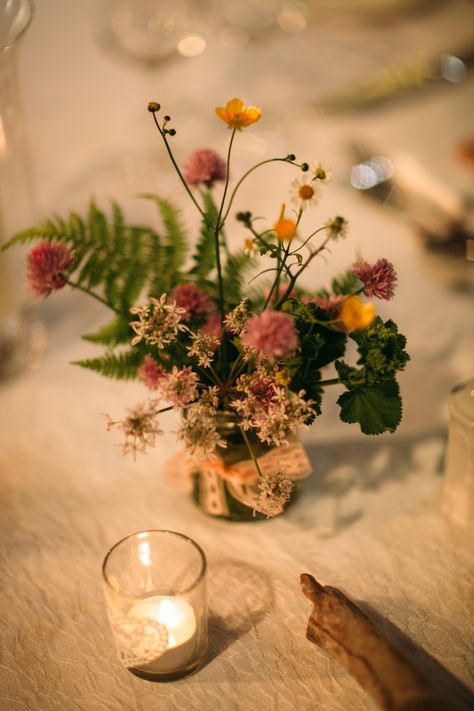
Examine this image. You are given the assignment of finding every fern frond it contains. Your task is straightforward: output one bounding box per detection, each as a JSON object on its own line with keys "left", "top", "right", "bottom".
{"left": 72, "top": 349, "right": 142, "bottom": 380}
{"left": 1, "top": 219, "right": 68, "bottom": 250}
{"left": 136, "top": 226, "right": 164, "bottom": 299}
{"left": 224, "top": 250, "right": 255, "bottom": 306}
{"left": 141, "top": 194, "right": 188, "bottom": 291}
{"left": 190, "top": 192, "right": 218, "bottom": 283}
{"left": 82, "top": 317, "right": 133, "bottom": 346}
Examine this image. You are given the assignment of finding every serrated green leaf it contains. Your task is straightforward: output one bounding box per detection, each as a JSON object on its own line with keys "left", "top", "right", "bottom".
{"left": 335, "top": 360, "right": 364, "bottom": 389}
{"left": 337, "top": 380, "right": 402, "bottom": 435}
{"left": 351, "top": 316, "right": 410, "bottom": 384}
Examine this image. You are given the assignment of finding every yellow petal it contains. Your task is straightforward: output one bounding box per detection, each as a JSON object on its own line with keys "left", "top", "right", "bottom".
{"left": 227, "top": 97, "right": 245, "bottom": 114}
{"left": 274, "top": 218, "right": 296, "bottom": 242}
{"left": 215, "top": 106, "right": 229, "bottom": 123}
{"left": 243, "top": 106, "right": 261, "bottom": 125}
{"left": 216, "top": 98, "right": 261, "bottom": 129}
{"left": 360, "top": 303, "right": 376, "bottom": 328}
{"left": 339, "top": 296, "right": 375, "bottom": 332}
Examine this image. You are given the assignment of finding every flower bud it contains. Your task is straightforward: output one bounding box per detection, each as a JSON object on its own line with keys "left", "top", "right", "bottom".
{"left": 236, "top": 211, "right": 252, "bottom": 225}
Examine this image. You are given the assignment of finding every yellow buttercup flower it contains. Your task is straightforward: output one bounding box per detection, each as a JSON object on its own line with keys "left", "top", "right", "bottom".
{"left": 338, "top": 296, "right": 375, "bottom": 332}
{"left": 215, "top": 98, "right": 262, "bottom": 130}
{"left": 273, "top": 203, "right": 296, "bottom": 242}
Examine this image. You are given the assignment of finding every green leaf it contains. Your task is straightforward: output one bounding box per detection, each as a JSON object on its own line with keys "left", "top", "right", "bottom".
{"left": 331, "top": 269, "right": 359, "bottom": 296}
{"left": 72, "top": 349, "right": 142, "bottom": 380}
{"left": 141, "top": 194, "right": 188, "bottom": 291}
{"left": 1, "top": 221, "right": 66, "bottom": 250}
{"left": 335, "top": 360, "right": 364, "bottom": 389}
{"left": 337, "top": 380, "right": 402, "bottom": 435}
{"left": 224, "top": 249, "right": 255, "bottom": 306}
{"left": 289, "top": 367, "right": 322, "bottom": 423}
{"left": 3, "top": 198, "right": 176, "bottom": 312}
{"left": 351, "top": 317, "right": 410, "bottom": 384}
{"left": 82, "top": 317, "right": 133, "bottom": 346}
{"left": 310, "top": 327, "right": 346, "bottom": 369}
{"left": 190, "top": 191, "right": 218, "bottom": 282}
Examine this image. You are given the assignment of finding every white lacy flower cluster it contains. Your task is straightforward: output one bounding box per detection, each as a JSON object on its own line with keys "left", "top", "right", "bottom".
{"left": 224, "top": 298, "right": 250, "bottom": 335}
{"left": 187, "top": 332, "right": 220, "bottom": 368}
{"left": 177, "top": 387, "right": 226, "bottom": 459}
{"left": 159, "top": 366, "right": 199, "bottom": 406}
{"left": 106, "top": 402, "right": 163, "bottom": 460}
{"left": 130, "top": 294, "right": 187, "bottom": 348}
{"left": 254, "top": 470, "right": 294, "bottom": 518}
{"left": 231, "top": 364, "right": 315, "bottom": 447}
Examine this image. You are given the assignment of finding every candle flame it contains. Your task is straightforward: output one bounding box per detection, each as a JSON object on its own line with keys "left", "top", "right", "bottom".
{"left": 157, "top": 598, "right": 181, "bottom": 627}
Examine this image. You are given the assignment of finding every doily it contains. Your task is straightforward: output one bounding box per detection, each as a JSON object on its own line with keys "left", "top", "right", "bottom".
{"left": 112, "top": 616, "right": 169, "bottom": 668}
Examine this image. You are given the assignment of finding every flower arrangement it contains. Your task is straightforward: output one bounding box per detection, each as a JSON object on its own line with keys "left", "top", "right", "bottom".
{"left": 3, "top": 97, "right": 409, "bottom": 519}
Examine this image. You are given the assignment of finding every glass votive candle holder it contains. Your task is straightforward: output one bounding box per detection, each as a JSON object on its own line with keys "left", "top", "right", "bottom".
{"left": 442, "top": 378, "right": 474, "bottom": 526}
{"left": 102, "top": 530, "right": 207, "bottom": 681}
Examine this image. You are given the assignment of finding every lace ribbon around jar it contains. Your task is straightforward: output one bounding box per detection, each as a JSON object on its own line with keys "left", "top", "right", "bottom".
{"left": 165, "top": 438, "right": 312, "bottom": 516}
{"left": 112, "top": 616, "right": 169, "bottom": 668}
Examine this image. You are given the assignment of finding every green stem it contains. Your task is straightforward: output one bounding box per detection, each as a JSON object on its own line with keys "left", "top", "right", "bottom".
{"left": 214, "top": 127, "right": 238, "bottom": 376}
{"left": 226, "top": 350, "right": 250, "bottom": 385}
{"left": 273, "top": 230, "right": 334, "bottom": 311}
{"left": 199, "top": 187, "right": 230, "bottom": 257}
{"left": 208, "top": 364, "right": 223, "bottom": 385}
{"left": 263, "top": 206, "right": 303, "bottom": 309}
{"left": 263, "top": 241, "right": 290, "bottom": 309}
{"left": 215, "top": 127, "right": 237, "bottom": 321}
{"left": 151, "top": 112, "right": 204, "bottom": 218}
{"left": 66, "top": 279, "right": 120, "bottom": 313}
{"left": 221, "top": 157, "right": 302, "bottom": 224}
{"left": 175, "top": 340, "right": 222, "bottom": 385}
{"left": 249, "top": 227, "right": 277, "bottom": 251}
{"left": 156, "top": 405, "right": 174, "bottom": 414}
{"left": 289, "top": 225, "right": 326, "bottom": 255}
{"left": 239, "top": 425, "right": 264, "bottom": 480}
{"left": 227, "top": 356, "right": 242, "bottom": 383}
{"left": 318, "top": 378, "right": 341, "bottom": 387}
{"left": 299, "top": 302, "right": 337, "bottom": 328}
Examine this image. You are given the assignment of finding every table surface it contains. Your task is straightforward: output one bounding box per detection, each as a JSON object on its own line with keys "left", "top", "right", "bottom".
{"left": 1, "top": 1, "right": 474, "bottom": 710}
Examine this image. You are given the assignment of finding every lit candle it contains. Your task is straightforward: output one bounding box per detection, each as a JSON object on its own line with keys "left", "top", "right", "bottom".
{"left": 129, "top": 595, "right": 197, "bottom": 673}
{"left": 103, "top": 530, "right": 207, "bottom": 680}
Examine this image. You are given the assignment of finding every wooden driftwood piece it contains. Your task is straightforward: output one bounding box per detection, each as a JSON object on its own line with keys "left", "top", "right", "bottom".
{"left": 300, "top": 573, "right": 452, "bottom": 711}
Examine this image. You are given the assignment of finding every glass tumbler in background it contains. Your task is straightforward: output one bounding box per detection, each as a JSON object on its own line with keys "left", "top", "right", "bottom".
{"left": 0, "top": 0, "right": 43, "bottom": 380}
{"left": 103, "top": 0, "right": 211, "bottom": 66}
{"left": 102, "top": 530, "right": 208, "bottom": 681}
{"left": 442, "top": 378, "right": 474, "bottom": 527}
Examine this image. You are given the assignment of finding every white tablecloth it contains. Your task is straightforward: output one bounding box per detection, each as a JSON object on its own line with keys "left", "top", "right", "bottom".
{"left": 1, "top": 1, "right": 473, "bottom": 709}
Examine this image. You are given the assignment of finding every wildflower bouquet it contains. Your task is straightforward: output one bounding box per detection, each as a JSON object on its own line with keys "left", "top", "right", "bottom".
{"left": 3, "top": 98, "right": 409, "bottom": 520}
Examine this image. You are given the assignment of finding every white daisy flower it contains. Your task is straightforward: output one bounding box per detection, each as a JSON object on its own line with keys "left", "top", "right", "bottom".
{"left": 312, "top": 162, "right": 332, "bottom": 184}
{"left": 290, "top": 177, "right": 319, "bottom": 210}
